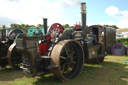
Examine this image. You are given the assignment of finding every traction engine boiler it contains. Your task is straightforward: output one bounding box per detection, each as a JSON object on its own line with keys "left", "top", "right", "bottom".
{"left": 15, "top": 2, "right": 116, "bottom": 81}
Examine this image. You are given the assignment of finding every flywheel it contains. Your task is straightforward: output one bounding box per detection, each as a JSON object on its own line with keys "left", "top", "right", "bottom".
{"left": 51, "top": 40, "right": 84, "bottom": 81}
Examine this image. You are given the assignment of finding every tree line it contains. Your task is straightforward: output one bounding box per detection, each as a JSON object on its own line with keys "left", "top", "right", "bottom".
{"left": 103, "top": 25, "right": 118, "bottom": 29}
{"left": 0, "top": 24, "right": 118, "bottom": 32}
{"left": 0, "top": 24, "right": 44, "bottom": 32}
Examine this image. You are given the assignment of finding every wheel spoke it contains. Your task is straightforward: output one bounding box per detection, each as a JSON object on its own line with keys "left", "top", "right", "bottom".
{"left": 61, "top": 63, "right": 67, "bottom": 71}
{"left": 64, "top": 47, "right": 68, "bottom": 56}
{"left": 68, "top": 51, "right": 75, "bottom": 58}
{"left": 66, "top": 43, "right": 70, "bottom": 52}
{"left": 71, "top": 61, "right": 77, "bottom": 64}
{"left": 60, "top": 56, "right": 66, "bottom": 60}
{"left": 71, "top": 56, "right": 77, "bottom": 61}
{"left": 69, "top": 45, "right": 74, "bottom": 52}
{"left": 66, "top": 63, "right": 74, "bottom": 74}
{"left": 69, "top": 62, "right": 75, "bottom": 68}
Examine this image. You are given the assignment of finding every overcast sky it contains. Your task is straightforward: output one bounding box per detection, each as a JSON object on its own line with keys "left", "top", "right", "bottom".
{"left": 0, "top": 0, "right": 128, "bottom": 28}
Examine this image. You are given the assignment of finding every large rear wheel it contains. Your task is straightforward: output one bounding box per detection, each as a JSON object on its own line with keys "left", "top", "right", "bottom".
{"left": 51, "top": 40, "right": 84, "bottom": 81}
{"left": 7, "top": 43, "right": 22, "bottom": 68}
{"left": 11, "top": 47, "right": 22, "bottom": 68}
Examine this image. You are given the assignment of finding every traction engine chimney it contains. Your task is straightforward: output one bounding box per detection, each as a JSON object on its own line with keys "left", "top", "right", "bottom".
{"left": 43, "top": 18, "right": 47, "bottom": 34}
{"left": 81, "top": 2, "right": 87, "bottom": 38}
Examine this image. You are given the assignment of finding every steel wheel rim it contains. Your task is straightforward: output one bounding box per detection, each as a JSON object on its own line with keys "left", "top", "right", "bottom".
{"left": 51, "top": 40, "right": 84, "bottom": 81}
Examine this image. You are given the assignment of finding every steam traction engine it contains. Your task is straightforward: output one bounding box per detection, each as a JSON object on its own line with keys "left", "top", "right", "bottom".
{"left": 0, "top": 28, "right": 23, "bottom": 67}
{"left": 15, "top": 2, "right": 116, "bottom": 81}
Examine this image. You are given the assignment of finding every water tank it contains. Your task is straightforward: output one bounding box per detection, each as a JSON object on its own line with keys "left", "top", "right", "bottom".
{"left": 104, "top": 27, "right": 116, "bottom": 53}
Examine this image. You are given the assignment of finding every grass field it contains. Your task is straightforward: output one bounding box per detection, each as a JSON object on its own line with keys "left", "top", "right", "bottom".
{"left": 0, "top": 55, "right": 128, "bottom": 85}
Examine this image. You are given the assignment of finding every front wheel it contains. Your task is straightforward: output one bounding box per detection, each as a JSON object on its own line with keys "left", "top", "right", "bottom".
{"left": 51, "top": 40, "right": 84, "bottom": 81}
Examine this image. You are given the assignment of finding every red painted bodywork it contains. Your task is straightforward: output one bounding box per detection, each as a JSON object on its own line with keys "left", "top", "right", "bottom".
{"left": 49, "top": 23, "right": 64, "bottom": 36}
{"left": 76, "top": 25, "right": 79, "bottom": 29}
{"left": 39, "top": 44, "right": 48, "bottom": 56}
{"left": 39, "top": 23, "right": 64, "bottom": 56}
{"left": 39, "top": 35, "right": 51, "bottom": 56}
